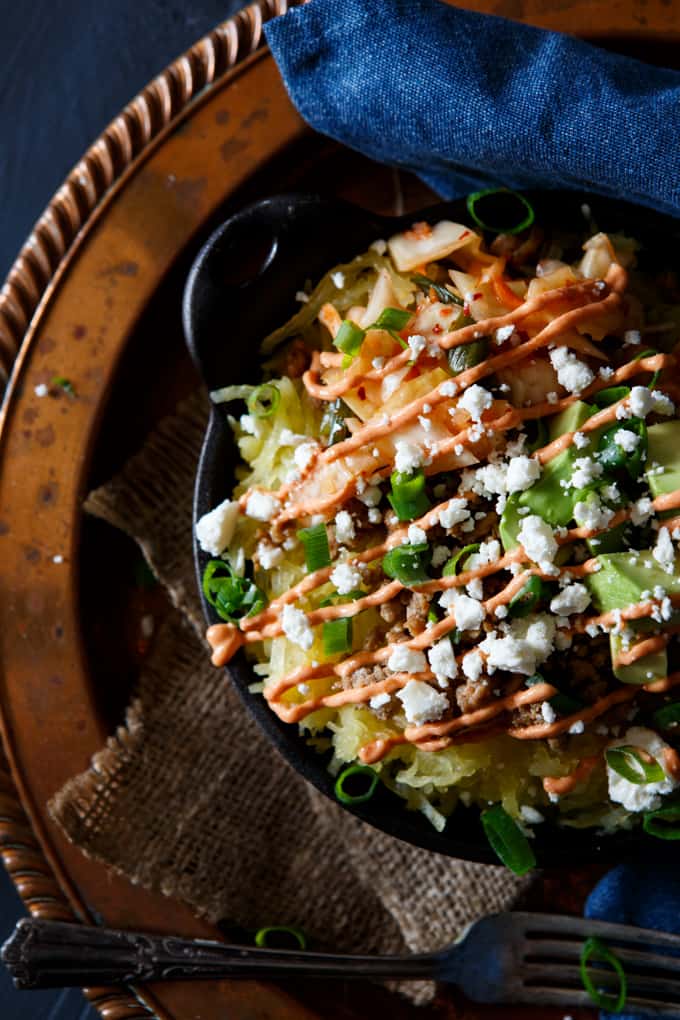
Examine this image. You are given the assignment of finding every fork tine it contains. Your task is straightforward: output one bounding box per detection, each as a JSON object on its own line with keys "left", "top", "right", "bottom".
{"left": 525, "top": 937, "right": 680, "bottom": 974}
{"left": 513, "top": 986, "right": 680, "bottom": 1016}
{"left": 518, "top": 911, "right": 680, "bottom": 951}
{"left": 521, "top": 961, "right": 680, "bottom": 1007}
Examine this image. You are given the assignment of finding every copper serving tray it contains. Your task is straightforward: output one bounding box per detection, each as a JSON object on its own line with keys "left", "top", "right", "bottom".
{"left": 1, "top": 2, "right": 679, "bottom": 1018}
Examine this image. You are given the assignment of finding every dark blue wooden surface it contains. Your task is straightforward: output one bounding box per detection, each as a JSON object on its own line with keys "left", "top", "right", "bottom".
{"left": 0, "top": 2, "right": 245, "bottom": 1015}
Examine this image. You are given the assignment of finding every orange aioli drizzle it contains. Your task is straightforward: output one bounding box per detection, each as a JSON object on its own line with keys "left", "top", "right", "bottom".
{"left": 543, "top": 755, "right": 600, "bottom": 796}
{"left": 204, "top": 247, "right": 680, "bottom": 771}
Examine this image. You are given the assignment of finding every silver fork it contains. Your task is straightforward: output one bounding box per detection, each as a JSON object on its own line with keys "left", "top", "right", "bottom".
{"left": 3, "top": 913, "right": 680, "bottom": 1014}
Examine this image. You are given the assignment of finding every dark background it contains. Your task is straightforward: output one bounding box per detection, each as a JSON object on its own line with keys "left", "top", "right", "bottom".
{"left": 0, "top": 3, "right": 244, "bottom": 1015}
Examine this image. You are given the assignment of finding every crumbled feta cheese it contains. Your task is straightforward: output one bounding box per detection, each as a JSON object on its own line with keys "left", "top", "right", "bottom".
{"left": 387, "top": 645, "right": 427, "bottom": 674}
{"left": 334, "top": 510, "right": 355, "bottom": 545}
{"left": 331, "top": 562, "right": 363, "bottom": 594}
{"left": 518, "top": 515, "right": 558, "bottom": 570}
{"left": 372, "top": 356, "right": 385, "bottom": 370}
{"left": 570, "top": 456, "right": 603, "bottom": 489}
{"left": 653, "top": 527, "right": 675, "bottom": 574}
{"left": 573, "top": 497, "right": 614, "bottom": 532}
{"left": 520, "top": 805, "right": 545, "bottom": 825}
{"left": 257, "top": 541, "right": 284, "bottom": 570}
{"left": 295, "top": 290, "right": 309, "bottom": 303}
{"left": 370, "top": 238, "right": 387, "bottom": 255}
{"left": 34, "top": 383, "right": 48, "bottom": 398}
{"left": 623, "top": 329, "right": 641, "bottom": 346}
{"left": 471, "top": 462, "right": 508, "bottom": 497}
{"left": 631, "top": 496, "right": 654, "bottom": 526}
{"left": 368, "top": 507, "right": 382, "bottom": 524}
{"left": 494, "top": 604, "right": 509, "bottom": 620}
{"left": 438, "top": 498, "right": 470, "bottom": 529}
{"left": 293, "top": 441, "right": 318, "bottom": 473}
{"left": 651, "top": 390, "right": 675, "bottom": 416}
{"left": 369, "top": 691, "right": 391, "bottom": 710}
{"left": 396, "top": 680, "right": 448, "bottom": 725}
{"left": 239, "top": 413, "right": 260, "bottom": 436}
{"left": 549, "top": 347, "right": 594, "bottom": 394}
{"left": 402, "top": 524, "right": 424, "bottom": 547}
{"left": 245, "top": 490, "right": 280, "bottom": 522}
{"left": 573, "top": 431, "right": 589, "bottom": 450}
{"left": 462, "top": 650, "right": 484, "bottom": 681}
{"left": 541, "top": 701, "right": 557, "bottom": 724}
{"left": 506, "top": 455, "right": 541, "bottom": 493}
{"left": 547, "top": 391, "right": 558, "bottom": 405}
{"left": 331, "top": 270, "right": 345, "bottom": 289}
{"left": 458, "top": 384, "right": 493, "bottom": 421}
{"left": 407, "top": 334, "right": 427, "bottom": 359}
{"left": 440, "top": 380, "right": 459, "bottom": 398}
{"left": 629, "top": 385, "right": 655, "bottom": 418}
{"left": 607, "top": 726, "right": 678, "bottom": 811}
{"left": 357, "top": 484, "right": 382, "bottom": 507}
{"left": 431, "top": 544, "right": 450, "bottom": 568}
{"left": 495, "top": 325, "right": 514, "bottom": 345}
{"left": 441, "top": 592, "right": 485, "bottom": 631}
{"left": 614, "top": 428, "right": 640, "bottom": 452}
{"left": 394, "top": 439, "right": 424, "bottom": 474}
{"left": 550, "top": 582, "right": 591, "bottom": 616}
{"left": 195, "top": 498, "right": 240, "bottom": 555}
{"left": 428, "top": 639, "right": 458, "bottom": 683}
{"left": 599, "top": 366, "right": 614, "bottom": 380}
{"left": 282, "top": 604, "right": 314, "bottom": 650}
{"left": 480, "top": 615, "right": 556, "bottom": 676}
{"left": 466, "top": 577, "right": 484, "bottom": 600}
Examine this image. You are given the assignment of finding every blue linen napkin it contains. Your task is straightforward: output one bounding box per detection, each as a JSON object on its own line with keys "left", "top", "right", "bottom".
{"left": 265, "top": 2, "right": 680, "bottom": 1016}
{"left": 264, "top": 0, "right": 680, "bottom": 217}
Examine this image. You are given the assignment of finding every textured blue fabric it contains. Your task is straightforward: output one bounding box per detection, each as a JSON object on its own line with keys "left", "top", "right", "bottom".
{"left": 586, "top": 858, "right": 680, "bottom": 1020}
{"left": 265, "top": 0, "right": 680, "bottom": 217}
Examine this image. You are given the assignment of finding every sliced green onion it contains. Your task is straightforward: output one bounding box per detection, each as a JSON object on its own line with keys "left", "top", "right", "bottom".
{"left": 411, "top": 274, "right": 464, "bottom": 306}
{"left": 298, "top": 523, "right": 331, "bottom": 571}
{"left": 323, "top": 617, "right": 353, "bottom": 656}
{"left": 597, "top": 418, "right": 647, "bottom": 479}
{"left": 580, "top": 936, "right": 627, "bottom": 1013}
{"left": 371, "top": 307, "right": 411, "bottom": 332}
{"left": 652, "top": 701, "right": 680, "bottom": 729}
{"left": 466, "top": 189, "right": 535, "bottom": 236}
{"left": 448, "top": 339, "right": 488, "bottom": 376}
{"left": 591, "top": 385, "right": 631, "bottom": 409}
{"left": 605, "top": 745, "right": 665, "bottom": 785}
{"left": 247, "top": 382, "right": 280, "bottom": 418}
{"left": 52, "top": 375, "right": 77, "bottom": 397}
{"left": 442, "top": 543, "right": 480, "bottom": 576}
{"left": 643, "top": 799, "right": 680, "bottom": 839}
{"left": 255, "top": 926, "right": 307, "bottom": 951}
{"left": 481, "top": 804, "right": 536, "bottom": 875}
{"left": 382, "top": 542, "right": 430, "bottom": 585}
{"left": 333, "top": 319, "right": 366, "bottom": 358}
{"left": 320, "top": 398, "right": 351, "bottom": 446}
{"left": 388, "top": 470, "right": 431, "bottom": 521}
{"left": 525, "top": 418, "right": 548, "bottom": 454}
{"left": 202, "top": 560, "right": 266, "bottom": 622}
{"left": 319, "top": 591, "right": 364, "bottom": 607}
{"left": 508, "top": 575, "right": 549, "bottom": 618}
{"left": 335, "top": 764, "right": 379, "bottom": 805}
{"left": 634, "top": 348, "right": 661, "bottom": 388}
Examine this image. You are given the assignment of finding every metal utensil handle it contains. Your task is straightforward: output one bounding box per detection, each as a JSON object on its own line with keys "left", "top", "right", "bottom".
{"left": 2, "top": 918, "right": 439, "bottom": 989}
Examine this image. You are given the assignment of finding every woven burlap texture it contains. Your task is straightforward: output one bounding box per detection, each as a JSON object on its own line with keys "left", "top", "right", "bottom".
{"left": 49, "top": 391, "right": 530, "bottom": 980}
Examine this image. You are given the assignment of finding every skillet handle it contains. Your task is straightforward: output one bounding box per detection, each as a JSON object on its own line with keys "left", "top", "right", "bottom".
{"left": 1, "top": 917, "right": 438, "bottom": 989}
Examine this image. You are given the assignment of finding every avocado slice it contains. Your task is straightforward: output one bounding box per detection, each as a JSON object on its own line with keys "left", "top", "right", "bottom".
{"left": 609, "top": 631, "right": 668, "bottom": 685}
{"left": 500, "top": 401, "right": 596, "bottom": 551}
{"left": 585, "top": 551, "right": 680, "bottom": 611}
{"left": 647, "top": 421, "right": 680, "bottom": 498}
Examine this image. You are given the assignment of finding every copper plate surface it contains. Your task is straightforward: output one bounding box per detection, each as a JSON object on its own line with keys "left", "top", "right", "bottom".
{"left": 1, "top": 1, "right": 680, "bottom": 1018}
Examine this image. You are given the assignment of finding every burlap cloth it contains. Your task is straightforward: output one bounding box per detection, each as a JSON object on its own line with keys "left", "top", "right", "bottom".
{"left": 49, "top": 391, "right": 531, "bottom": 1002}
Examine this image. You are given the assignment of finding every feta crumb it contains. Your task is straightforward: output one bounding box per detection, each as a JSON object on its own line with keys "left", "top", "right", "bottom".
{"left": 495, "top": 325, "right": 514, "bottom": 345}
{"left": 282, "top": 604, "right": 314, "bottom": 650}
{"left": 573, "top": 431, "right": 589, "bottom": 450}
{"left": 372, "top": 356, "right": 385, "bottom": 370}
{"left": 295, "top": 290, "right": 309, "bottom": 303}
{"left": 631, "top": 496, "right": 653, "bottom": 526}
{"left": 547, "top": 391, "right": 558, "bottom": 405}
{"left": 431, "top": 544, "right": 450, "bottom": 568}
{"left": 368, "top": 507, "right": 382, "bottom": 524}
{"left": 518, "top": 515, "right": 558, "bottom": 569}
{"left": 388, "top": 644, "right": 427, "bottom": 674}
{"left": 331, "top": 562, "right": 363, "bottom": 594}
{"left": 428, "top": 639, "right": 458, "bottom": 683}
{"left": 369, "top": 691, "right": 391, "bottom": 710}
{"left": 195, "top": 498, "right": 240, "bottom": 554}
{"left": 334, "top": 510, "right": 355, "bottom": 545}
{"left": 549, "top": 347, "right": 594, "bottom": 394}
{"left": 396, "top": 679, "right": 448, "bottom": 725}
{"left": 34, "top": 383, "right": 48, "bottom": 398}
{"left": 466, "top": 577, "right": 484, "bottom": 600}
{"left": 506, "top": 455, "right": 541, "bottom": 493}
{"left": 257, "top": 541, "right": 284, "bottom": 570}
{"left": 613, "top": 428, "right": 640, "bottom": 452}
{"left": 599, "top": 366, "right": 614, "bottom": 380}
{"left": 298, "top": 683, "right": 310, "bottom": 696}
{"left": 458, "top": 384, "right": 493, "bottom": 421}
{"left": 494, "top": 604, "right": 509, "bottom": 619}
{"left": 573, "top": 497, "right": 614, "bottom": 532}
{"left": 293, "top": 441, "right": 318, "bottom": 473}
{"left": 607, "top": 726, "right": 678, "bottom": 811}
{"left": 357, "top": 484, "right": 382, "bottom": 507}
{"left": 623, "top": 329, "right": 641, "bottom": 346}
{"left": 568, "top": 720, "right": 585, "bottom": 735}
{"left": 370, "top": 239, "right": 387, "bottom": 255}
{"left": 462, "top": 650, "right": 484, "bottom": 681}
{"left": 653, "top": 527, "right": 675, "bottom": 574}
{"left": 651, "top": 389, "right": 675, "bottom": 416}
{"left": 438, "top": 498, "right": 470, "bottom": 529}
{"left": 407, "top": 524, "right": 427, "bottom": 545}
{"left": 520, "top": 805, "right": 545, "bottom": 825}
{"left": 440, "top": 380, "right": 459, "bottom": 398}
{"left": 541, "top": 701, "right": 557, "bottom": 724}
{"left": 445, "top": 593, "right": 485, "bottom": 630}
{"left": 246, "top": 490, "right": 281, "bottom": 522}
{"left": 394, "top": 439, "right": 424, "bottom": 474}
{"left": 407, "top": 334, "right": 427, "bottom": 359}
{"left": 570, "top": 456, "right": 603, "bottom": 489}
{"left": 550, "top": 582, "right": 591, "bottom": 616}
{"left": 331, "top": 270, "right": 345, "bottom": 289}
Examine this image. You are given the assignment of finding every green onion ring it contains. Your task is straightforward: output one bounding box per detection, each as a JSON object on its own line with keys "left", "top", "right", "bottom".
{"left": 335, "top": 764, "right": 380, "bottom": 805}
{"left": 643, "top": 799, "right": 680, "bottom": 840}
{"left": 579, "top": 936, "right": 627, "bottom": 1013}
{"left": 255, "top": 926, "right": 307, "bottom": 951}
{"left": 605, "top": 745, "right": 665, "bottom": 785}
{"left": 442, "top": 543, "right": 481, "bottom": 577}
{"left": 247, "top": 382, "right": 280, "bottom": 418}
{"left": 466, "top": 189, "right": 535, "bottom": 235}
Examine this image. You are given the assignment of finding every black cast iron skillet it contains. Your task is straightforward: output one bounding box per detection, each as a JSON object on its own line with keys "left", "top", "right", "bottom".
{"left": 183, "top": 191, "right": 680, "bottom": 866}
